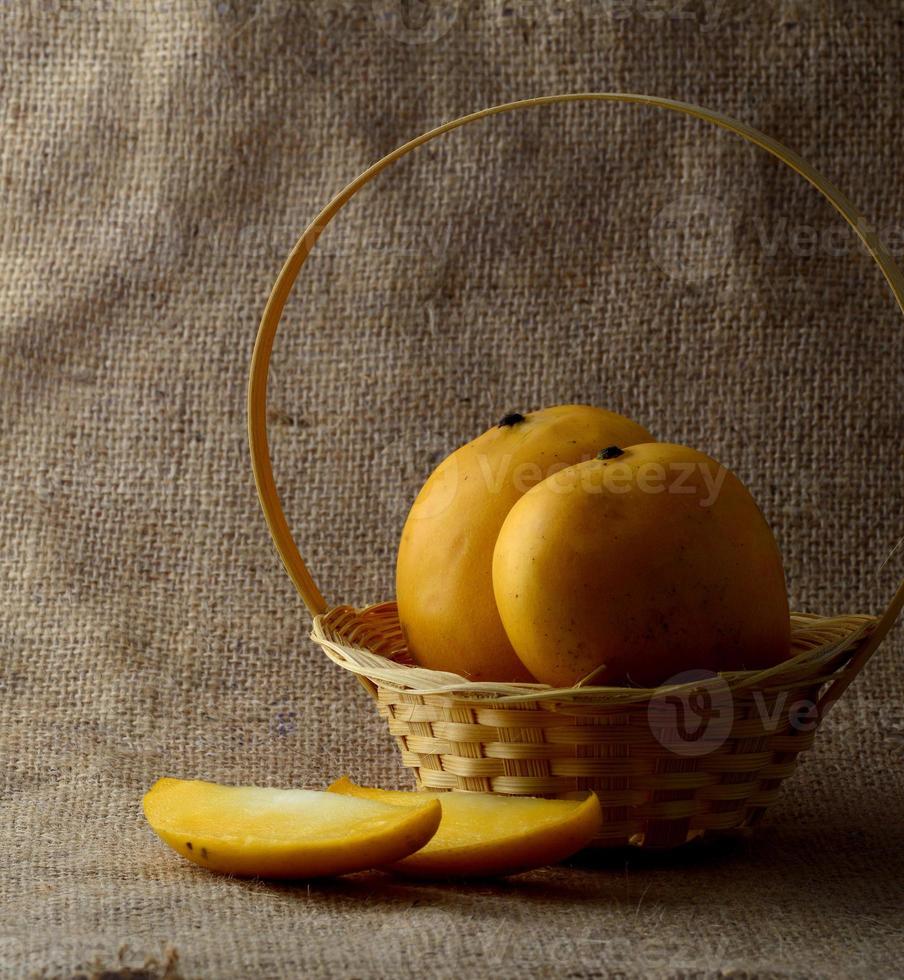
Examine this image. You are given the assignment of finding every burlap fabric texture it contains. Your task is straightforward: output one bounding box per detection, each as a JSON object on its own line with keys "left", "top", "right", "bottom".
{"left": 1, "top": 2, "right": 902, "bottom": 978}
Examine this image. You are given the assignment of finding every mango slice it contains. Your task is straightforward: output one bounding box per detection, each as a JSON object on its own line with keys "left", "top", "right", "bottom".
{"left": 327, "top": 778, "right": 601, "bottom": 877}
{"left": 143, "top": 778, "right": 441, "bottom": 879}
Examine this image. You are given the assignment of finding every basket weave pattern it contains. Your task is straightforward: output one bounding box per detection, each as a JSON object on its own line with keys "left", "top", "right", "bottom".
{"left": 313, "top": 604, "right": 875, "bottom": 847}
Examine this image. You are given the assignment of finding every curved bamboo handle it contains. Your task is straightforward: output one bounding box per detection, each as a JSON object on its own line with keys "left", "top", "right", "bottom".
{"left": 247, "top": 93, "right": 904, "bottom": 661}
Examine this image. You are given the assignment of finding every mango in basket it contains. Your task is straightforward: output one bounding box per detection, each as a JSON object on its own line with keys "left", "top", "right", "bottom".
{"left": 143, "top": 778, "right": 441, "bottom": 879}
{"left": 396, "top": 404, "right": 653, "bottom": 681}
{"left": 328, "top": 777, "right": 602, "bottom": 877}
{"left": 492, "top": 442, "right": 790, "bottom": 687}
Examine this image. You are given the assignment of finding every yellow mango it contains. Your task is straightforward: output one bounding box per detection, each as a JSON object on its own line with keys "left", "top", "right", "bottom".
{"left": 492, "top": 442, "right": 791, "bottom": 687}
{"left": 396, "top": 405, "right": 653, "bottom": 680}
{"left": 143, "top": 778, "right": 440, "bottom": 879}
{"left": 328, "top": 777, "right": 601, "bottom": 877}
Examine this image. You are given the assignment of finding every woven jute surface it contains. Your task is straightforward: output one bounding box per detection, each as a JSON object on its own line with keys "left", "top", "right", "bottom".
{"left": 2, "top": 2, "right": 902, "bottom": 978}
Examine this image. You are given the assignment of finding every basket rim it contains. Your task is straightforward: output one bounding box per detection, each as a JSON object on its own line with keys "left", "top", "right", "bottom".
{"left": 311, "top": 604, "right": 876, "bottom": 705}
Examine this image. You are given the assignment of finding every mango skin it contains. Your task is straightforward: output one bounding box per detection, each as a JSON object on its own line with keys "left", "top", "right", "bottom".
{"left": 492, "top": 443, "right": 791, "bottom": 687}
{"left": 396, "top": 405, "right": 654, "bottom": 681}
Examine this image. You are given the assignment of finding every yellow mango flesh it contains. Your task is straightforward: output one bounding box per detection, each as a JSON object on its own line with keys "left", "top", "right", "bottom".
{"left": 328, "top": 777, "right": 601, "bottom": 877}
{"left": 492, "top": 442, "right": 791, "bottom": 687}
{"left": 396, "top": 404, "right": 653, "bottom": 681}
{"left": 143, "top": 778, "right": 441, "bottom": 879}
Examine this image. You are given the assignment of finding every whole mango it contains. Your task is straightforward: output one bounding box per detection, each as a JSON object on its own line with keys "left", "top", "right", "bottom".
{"left": 396, "top": 406, "right": 654, "bottom": 681}
{"left": 492, "top": 442, "right": 791, "bottom": 687}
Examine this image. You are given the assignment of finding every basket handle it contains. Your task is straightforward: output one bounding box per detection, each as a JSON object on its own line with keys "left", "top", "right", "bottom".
{"left": 247, "top": 93, "right": 904, "bottom": 667}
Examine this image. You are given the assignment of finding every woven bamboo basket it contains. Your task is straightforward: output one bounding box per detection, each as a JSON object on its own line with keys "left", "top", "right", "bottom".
{"left": 248, "top": 95, "right": 904, "bottom": 849}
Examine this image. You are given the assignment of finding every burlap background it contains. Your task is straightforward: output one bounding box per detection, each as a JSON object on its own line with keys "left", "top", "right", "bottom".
{"left": 1, "top": 2, "right": 902, "bottom": 977}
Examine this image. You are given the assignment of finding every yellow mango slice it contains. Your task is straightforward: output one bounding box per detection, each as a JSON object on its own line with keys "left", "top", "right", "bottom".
{"left": 327, "top": 777, "right": 601, "bottom": 877}
{"left": 143, "top": 778, "right": 441, "bottom": 879}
